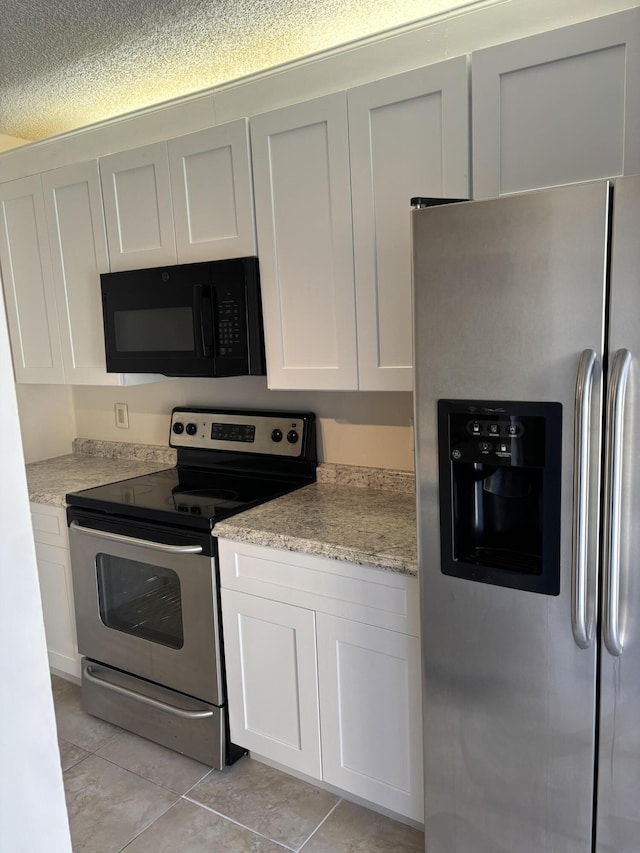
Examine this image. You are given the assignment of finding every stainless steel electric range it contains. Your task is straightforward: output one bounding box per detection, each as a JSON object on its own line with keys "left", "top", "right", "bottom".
{"left": 65, "top": 407, "right": 316, "bottom": 767}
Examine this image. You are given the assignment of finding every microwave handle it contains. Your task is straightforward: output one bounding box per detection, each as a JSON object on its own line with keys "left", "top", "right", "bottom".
{"left": 193, "top": 284, "right": 213, "bottom": 357}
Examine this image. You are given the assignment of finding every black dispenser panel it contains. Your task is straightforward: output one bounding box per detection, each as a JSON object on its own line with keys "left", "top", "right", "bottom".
{"left": 438, "top": 400, "right": 562, "bottom": 595}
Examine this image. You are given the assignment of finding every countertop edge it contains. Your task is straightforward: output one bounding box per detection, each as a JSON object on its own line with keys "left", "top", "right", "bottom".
{"left": 215, "top": 523, "right": 418, "bottom": 576}
{"left": 26, "top": 448, "right": 418, "bottom": 576}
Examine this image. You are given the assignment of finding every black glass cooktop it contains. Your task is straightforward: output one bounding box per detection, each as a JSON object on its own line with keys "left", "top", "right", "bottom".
{"left": 66, "top": 467, "right": 302, "bottom": 530}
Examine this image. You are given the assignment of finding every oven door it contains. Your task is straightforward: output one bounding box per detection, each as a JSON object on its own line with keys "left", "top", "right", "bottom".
{"left": 68, "top": 514, "right": 222, "bottom": 705}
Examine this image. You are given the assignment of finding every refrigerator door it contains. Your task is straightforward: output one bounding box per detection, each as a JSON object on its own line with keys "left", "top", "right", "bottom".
{"left": 413, "top": 182, "right": 609, "bottom": 853}
{"left": 596, "top": 173, "right": 640, "bottom": 853}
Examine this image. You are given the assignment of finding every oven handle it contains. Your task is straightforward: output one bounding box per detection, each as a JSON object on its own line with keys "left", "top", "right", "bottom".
{"left": 69, "top": 520, "right": 204, "bottom": 553}
{"left": 83, "top": 664, "right": 214, "bottom": 719}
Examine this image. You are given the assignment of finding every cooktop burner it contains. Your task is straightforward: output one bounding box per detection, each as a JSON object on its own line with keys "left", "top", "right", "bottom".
{"left": 66, "top": 408, "right": 317, "bottom": 532}
{"left": 68, "top": 467, "right": 302, "bottom": 527}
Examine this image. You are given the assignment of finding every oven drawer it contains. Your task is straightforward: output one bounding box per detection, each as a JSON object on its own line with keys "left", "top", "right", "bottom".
{"left": 81, "top": 659, "right": 225, "bottom": 767}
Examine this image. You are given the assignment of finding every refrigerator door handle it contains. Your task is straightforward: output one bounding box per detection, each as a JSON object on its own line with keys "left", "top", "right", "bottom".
{"left": 603, "top": 347, "right": 632, "bottom": 657}
{"left": 572, "top": 348, "right": 597, "bottom": 649}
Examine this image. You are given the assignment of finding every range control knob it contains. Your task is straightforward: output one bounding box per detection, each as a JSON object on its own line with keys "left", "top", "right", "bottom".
{"left": 287, "top": 429, "right": 299, "bottom": 444}
{"left": 172, "top": 422, "right": 184, "bottom": 434}
{"left": 271, "top": 428, "right": 283, "bottom": 443}
{"left": 185, "top": 422, "right": 198, "bottom": 436}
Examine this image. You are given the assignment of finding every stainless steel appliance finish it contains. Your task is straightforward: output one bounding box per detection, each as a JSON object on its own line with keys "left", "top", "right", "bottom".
{"left": 69, "top": 523, "right": 222, "bottom": 705}
{"left": 412, "top": 176, "right": 640, "bottom": 853}
{"left": 66, "top": 407, "right": 316, "bottom": 768}
{"left": 82, "top": 661, "right": 225, "bottom": 768}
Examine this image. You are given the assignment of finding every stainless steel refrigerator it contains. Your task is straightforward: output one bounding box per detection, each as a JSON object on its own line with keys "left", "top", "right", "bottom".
{"left": 412, "top": 175, "right": 640, "bottom": 853}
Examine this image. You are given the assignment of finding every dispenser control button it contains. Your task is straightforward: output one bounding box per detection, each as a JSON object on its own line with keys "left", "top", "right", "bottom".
{"left": 271, "top": 428, "right": 283, "bottom": 443}
{"left": 480, "top": 441, "right": 492, "bottom": 452}
{"left": 489, "top": 423, "right": 500, "bottom": 435}
{"left": 508, "top": 424, "right": 523, "bottom": 437}
{"left": 287, "top": 429, "right": 299, "bottom": 444}
{"left": 452, "top": 449, "right": 462, "bottom": 460}
{"left": 498, "top": 442, "right": 509, "bottom": 453}
{"left": 186, "top": 422, "right": 198, "bottom": 436}
{"left": 469, "top": 421, "right": 481, "bottom": 435}
{"left": 172, "top": 422, "right": 184, "bottom": 434}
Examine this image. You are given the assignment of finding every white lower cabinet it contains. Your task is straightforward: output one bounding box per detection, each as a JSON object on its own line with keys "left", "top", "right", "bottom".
{"left": 317, "top": 613, "right": 423, "bottom": 822}
{"left": 219, "top": 539, "right": 423, "bottom": 822}
{"left": 31, "top": 504, "right": 80, "bottom": 680}
{"left": 220, "top": 590, "right": 322, "bottom": 777}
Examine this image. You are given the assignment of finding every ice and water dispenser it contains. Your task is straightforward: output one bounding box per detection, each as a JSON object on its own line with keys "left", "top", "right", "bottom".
{"left": 438, "top": 400, "right": 562, "bottom": 595}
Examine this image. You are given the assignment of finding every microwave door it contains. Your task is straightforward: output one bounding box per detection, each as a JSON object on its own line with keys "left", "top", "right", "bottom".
{"left": 100, "top": 257, "right": 265, "bottom": 377}
{"left": 102, "top": 280, "right": 214, "bottom": 376}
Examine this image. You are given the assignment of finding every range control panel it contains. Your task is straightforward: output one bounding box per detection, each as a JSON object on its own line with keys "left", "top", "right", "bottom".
{"left": 169, "top": 408, "right": 310, "bottom": 457}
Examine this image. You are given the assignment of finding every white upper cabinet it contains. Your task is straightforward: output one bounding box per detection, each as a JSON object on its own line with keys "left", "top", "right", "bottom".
{"left": 0, "top": 163, "right": 160, "bottom": 385}
{"left": 168, "top": 121, "right": 256, "bottom": 263}
{"left": 0, "top": 175, "right": 65, "bottom": 383}
{"left": 42, "top": 161, "right": 118, "bottom": 386}
{"left": 100, "top": 141, "right": 176, "bottom": 271}
{"left": 348, "top": 58, "right": 469, "bottom": 391}
{"left": 251, "top": 93, "right": 358, "bottom": 390}
{"left": 472, "top": 8, "right": 640, "bottom": 198}
{"left": 101, "top": 120, "right": 256, "bottom": 272}
{"left": 251, "top": 58, "right": 469, "bottom": 392}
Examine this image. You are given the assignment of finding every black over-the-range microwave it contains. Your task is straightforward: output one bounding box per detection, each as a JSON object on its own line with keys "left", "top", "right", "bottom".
{"left": 100, "top": 257, "right": 266, "bottom": 377}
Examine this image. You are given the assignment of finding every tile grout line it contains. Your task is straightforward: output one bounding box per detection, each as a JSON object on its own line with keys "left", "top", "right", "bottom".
{"left": 296, "top": 797, "right": 344, "bottom": 851}
{"left": 116, "top": 797, "right": 179, "bottom": 853}
{"left": 182, "top": 795, "right": 297, "bottom": 851}
{"left": 63, "top": 753, "right": 181, "bottom": 853}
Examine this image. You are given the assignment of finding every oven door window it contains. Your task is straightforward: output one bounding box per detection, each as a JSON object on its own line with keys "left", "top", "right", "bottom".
{"left": 96, "top": 554, "right": 184, "bottom": 649}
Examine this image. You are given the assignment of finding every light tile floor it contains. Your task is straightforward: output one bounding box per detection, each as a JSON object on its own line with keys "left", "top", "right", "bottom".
{"left": 53, "top": 676, "right": 425, "bottom": 852}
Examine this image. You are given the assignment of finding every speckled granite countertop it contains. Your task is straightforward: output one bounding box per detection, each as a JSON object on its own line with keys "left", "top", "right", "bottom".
{"left": 26, "top": 439, "right": 176, "bottom": 508}
{"left": 216, "top": 464, "right": 418, "bottom": 576}
{"left": 26, "top": 446, "right": 418, "bottom": 575}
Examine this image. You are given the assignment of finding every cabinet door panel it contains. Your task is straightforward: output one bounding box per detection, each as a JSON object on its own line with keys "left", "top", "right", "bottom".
{"left": 349, "top": 57, "right": 469, "bottom": 391}
{"left": 317, "top": 613, "right": 423, "bottom": 821}
{"left": 0, "top": 175, "right": 65, "bottom": 382}
{"left": 100, "top": 142, "right": 176, "bottom": 270}
{"left": 251, "top": 93, "right": 357, "bottom": 390}
{"left": 473, "top": 9, "right": 640, "bottom": 197}
{"left": 169, "top": 120, "right": 256, "bottom": 262}
{"left": 35, "top": 541, "right": 80, "bottom": 678}
{"left": 221, "top": 589, "right": 322, "bottom": 778}
{"left": 43, "top": 161, "right": 118, "bottom": 385}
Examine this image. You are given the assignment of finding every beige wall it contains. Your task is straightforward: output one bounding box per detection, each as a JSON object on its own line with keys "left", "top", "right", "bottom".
{"left": 72, "top": 378, "right": 415, "bottom": 471}
{"left": 16, "top": 384, "right": 76, "bottom": 463}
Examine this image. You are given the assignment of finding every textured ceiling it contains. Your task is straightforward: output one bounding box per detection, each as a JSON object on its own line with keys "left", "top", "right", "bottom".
{"left": 1, "top": 0, "right": 489, "bottom": 142}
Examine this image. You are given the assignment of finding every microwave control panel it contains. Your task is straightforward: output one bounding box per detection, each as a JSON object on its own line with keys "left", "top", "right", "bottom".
{"left": 214, "top": 283, "right": 244, "bottom": 358}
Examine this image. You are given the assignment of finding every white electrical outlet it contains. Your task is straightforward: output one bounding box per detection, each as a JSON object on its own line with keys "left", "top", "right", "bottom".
{"left": 115, "top": 403, "right": 129, "bottom": 429}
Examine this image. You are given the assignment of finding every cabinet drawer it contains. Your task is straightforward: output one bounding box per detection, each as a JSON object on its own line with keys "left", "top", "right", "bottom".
{"left": 218, "top": 539, "right": 419, "bottom": 636}
{"left": 31, "top": 503, "right": 69, "bottom": 548}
